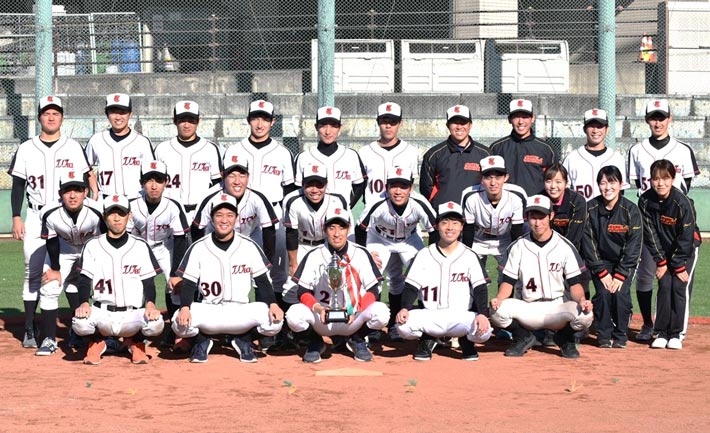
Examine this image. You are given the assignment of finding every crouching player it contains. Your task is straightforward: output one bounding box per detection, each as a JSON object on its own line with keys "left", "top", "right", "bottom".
{"left": 395, "top": 202, "right": 492, "bottom": 361}
{"left": 72, "top": 195, "right": 164, "bottom": 365}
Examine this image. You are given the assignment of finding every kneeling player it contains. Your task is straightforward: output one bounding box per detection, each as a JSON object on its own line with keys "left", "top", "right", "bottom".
{"left": 395, "top": 202, "right": 492, "bottom": 361}
{"left": 287, "top": 207, "right": 389, "bottom": 363}
{"left": 490, "top": 195, "right": 593, "bottom": 358}
{"left": 72, "top": 195, "right": 164, "bottom": 365}
{"left": 173, "top": 195, "right": 284, "bottom": 363}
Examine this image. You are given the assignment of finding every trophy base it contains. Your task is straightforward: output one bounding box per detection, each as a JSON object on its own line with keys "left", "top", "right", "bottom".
{"left": 325, "top": 309, "right": 349, "bottom": 324}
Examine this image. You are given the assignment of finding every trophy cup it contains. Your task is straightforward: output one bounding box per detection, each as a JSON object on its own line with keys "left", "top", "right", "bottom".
{"left": 324, "top": 252, "right": 349, "bottom": 323}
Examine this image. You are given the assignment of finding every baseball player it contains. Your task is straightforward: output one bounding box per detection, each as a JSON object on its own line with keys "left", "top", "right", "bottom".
{"left": 287, "top": 206, "right": 389, "bottom": 363}
{"left": 581, "top": 165, "right": 642, "bottom": 349}
{"left": 35, "top": 172, "right": 106, "bottom": 355}
{"left": 395, "top": 201, "right": 493, "bottom": 361}
{"left": 356, "top": 166, "right": 436, "bottom": 341}
{"left": 85, "top": 93, "right": 155, "bottom": 200}
{"left": 489, "top": 195, "right": 594, "bottom": 358}
{"left": 627, "top": 99, "right": 699, "bottom": 341}
{"left": 638, "top": 160, "right": 698, "bottom": 350}
{"left": 294, "top": 106, "right": 367, "bottom": 208}
{"left": 358, "top": 102, "right": 419, "bottom": 206}
{"left": 9, "top": 95, "right": 91, "bottom": 348}
{"left": 420, "top": 104, "right": 490, "bottom": 209}
{"left": 72, "top": 194, "right": 164, "bottom": 365}
{"left": 489, "top": 99, "right": 557, "bottom": 197}
{"left": 223, "top": 99, "right": 296, "bottom": 322}
{"left": 127, "top": 160, "right": 190, "bottom": 348}
{"left": 562, "top": 108, "right": 629, "bottom": 201}
{"left": 461, "top": 155, "right": 525, "bottom": 287}
{"left": 154, "top": 101, "right": 223, "bottom": 220}
{"left": 172, "top": 194, "right": 284, "bottom": 363}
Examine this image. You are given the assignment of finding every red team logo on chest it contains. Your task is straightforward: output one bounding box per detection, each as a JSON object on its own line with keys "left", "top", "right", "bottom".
{"left": 191, "top": 162, "right": 210, "bottom": 172}
{"left": 262, "top": 165, "right": 282, "bottom": 175}
{"left": 232, "top": 264, "right": 252, "bottom": 274}
{"left": 523, "top": 155, "right": 544, "bottom": 164}
{"left": 123, "top": 265, "right": 141, "bottom": 274}
{"left": 607, "top": 224, "right": 628, "bottom": 233}
{"left": 450, "top": 273, "right": 469, "bottom": 283}
{"left": 55, "top": 159, "right": 74, "bottom": 168}
{"left": 463, "top": 162, "right": 480, "bottom": 171}
{"left": 122, "top": 156, "right": 141, "bottom": 166}
{"left": 334, "top": 170, "right": 351, "bottom": 180}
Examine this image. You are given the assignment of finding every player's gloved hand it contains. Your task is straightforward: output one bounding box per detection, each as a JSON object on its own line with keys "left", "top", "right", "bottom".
{"left": 177, "top": 306, "right": 192, "bottom": 327}
{"left": 396, "top": 308, "right": 409, "bottom": 324}
{"left": 43, "top": 269, "right": 62, "bottom": 285}
{"left": 75, "top": 301, "right": 91, "bottom": 319}
{"left": 474, "top": 314, "right": 490, "bottom": 336}
{"left": 144, "top": 302, "right": 162, "bottom": 321}
{"left": 371, "top": 251, "right": 383, "bottom": 269}
{"left": 11, "top": 217, "right": 25, "bottom": 241}
{"left": 168, "top": 276, "right": 183, "bottom": 293}
{"left": 269, "top": 303, "right": 284, "bottom": 323}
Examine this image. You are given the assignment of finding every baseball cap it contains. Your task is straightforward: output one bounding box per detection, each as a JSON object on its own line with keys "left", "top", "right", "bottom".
{"left": 509, "top": 99, "right": 534, "bottom": 116}
{"left": 58, "top": 171, "right": 87, "bottom": 192}
{"left": 316, "top": 106, "right": 342, "bottom": 125}
{"left": 324, "top": 206, "right": 350, "bottom": 227}
{"left": 437, "top": 201, "right": 464, "bottom": 221}
{"left": 174, "top": 100, "right": 199, "bottom": 122}
{"left": 302, "top": 162, "right": 327, "bottom": 184}
{"left": 386, "top": 166, "right": 413, "bottom": 185}
{"left": 377, "top": 102, "right": 402, "bottom": 122}
{"left": 583, "top": 108, "right": 608, "bottom": 126}
{"left": 210, "top": 193, "right": 239, "bottom": 217}
{"left": 103, "top": 194, "right": 130, "bottom": 214}
{"left": 480, "top": 155, "right": 507, "bottom": 176}
{"left": 38, "top": 95, "right": 63, "bottom": 115}
{"left": 526, "top": 194, "right": 552, "bottom": 215}
{"left": 223, "top": 154, "right": 249, "bottom": 175}
{"left": 105, "top": 93, "right": 132, "bottom": 112}
{"left": 249, "top": 100, "right": 274, "bottom": 119}
{"left": 645, "top": 99, "right": 670, "bottom": 118}
{"left": 446, "top": 105, "right": 472, "bottom": 123}
{"left": 140, "top": 160, "right": 168, "bottom": 183}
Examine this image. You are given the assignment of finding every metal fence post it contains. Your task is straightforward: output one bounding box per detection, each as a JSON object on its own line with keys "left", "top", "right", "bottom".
{"left": 34, "top": 0, "right": 53, "bottom": 132}
{"left": 317, "top": 0, "right": 335, "bottom": 107}
{"left": 598, "top": 0, "right": 616, "bottom": 147}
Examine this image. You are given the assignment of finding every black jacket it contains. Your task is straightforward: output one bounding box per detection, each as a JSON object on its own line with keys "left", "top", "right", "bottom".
{"left": 548, "top": 188, "right": 587, "bottom": 247}
{"left": 490, "top": 132, "right": 557, "bottom": 196}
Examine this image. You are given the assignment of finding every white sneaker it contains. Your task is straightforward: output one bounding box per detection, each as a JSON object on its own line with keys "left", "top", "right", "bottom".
{"left": 666, "top": 338, "right": 682, "bottom": 350}
{"left": 35, "top": 338, "right": 59, "bottom": 356}
{"left": 650, "top": 337, "right": 668, "bottom": 349}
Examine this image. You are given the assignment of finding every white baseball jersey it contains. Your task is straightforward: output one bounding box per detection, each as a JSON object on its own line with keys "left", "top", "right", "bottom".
{"left": 503, "top": 231, "right": 583, "bottom": 302}
{"left": 224, "top": 138, "right": 295, "bottom": 203}
{"left": 193, "top": 187, "right": 278, "bottom": 236}
{"left": 154, "top": 137, "right": 223, "bottom": 207}
{"left": 405, "top": 242, "right": 487, "bottom": 310}
{"left": 85, "top": 129, "right": 154, "bottom": 198}
{"left": 283, "top": 190, "right": 350, "bottom": 243}
{"left": 128, "top": 195, "right": 190, "bottom": 245}
{"left": 78, "top": 234, "right": 161, "bottom": 308}
{"left": 627, "top": 137, "right": 699, "bottom": 194}
{"left": 357, "top": 139, "right": 419, "bottom": 205}
{"left": 41, "top": 202, "right": 104, "bottom": 256}
{"left": 9, "top": 136, "right": 91, "bottom": 208}
{"left": 461, "top": 185, "right": 525, "bottom": 255}
{"left": 178, "top": 233, "right": 270, "bottom": 304}
{"left": 562, "top": 146, "right": 629, "bottom": 201}
{"left": 358, "top": 193, "right": 436, "bottom": 242}
{"left": 294, "top": 146, "right": 366, "bottom": 202}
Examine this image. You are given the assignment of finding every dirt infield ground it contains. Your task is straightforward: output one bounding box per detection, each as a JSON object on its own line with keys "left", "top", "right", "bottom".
{"left": 2, "top": 318, "right": 710, "bottom": 433}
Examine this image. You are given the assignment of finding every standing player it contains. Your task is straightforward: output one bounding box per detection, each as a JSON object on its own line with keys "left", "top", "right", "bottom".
{"left": 72, "top": 195, "right": 164, "bottom": 365}
{"left": 627, "top": 99, "right": 699, "bottom": 341}
{"left": 489, "top": 99, "right": 557, "bottom": 197}
{"left": 287, "top": 207, "right": 389, "bottom": 363}
{"left": 9, "top": 95, "right": 91, "bottom": 348}
{"left": 395, "top": 202, "right": 493, "bottom": 361}
{"left": 358, "top": 102, "right": 419, "bottom": 206}
{"left": 582, "top": 166, "right": 642, "bottom": 348}
{"left": 638, "top": 160, "right": 698, "bottom": 349}
{"left": 85, "top": 93, "right": 155, "bottom": 199}
{"left": 35, "top": 172, "right": 105, "bottom": 355}
{"left": 356, "top": 167, "right": 436, "bottom": 340}
{"left": 420, "top": 104, "right": 490, "bottom": 209}
{"left": 489, "top": 195, "right": 593, "bottom": 358}
{"left": 128, "top": 160, "right": 190, "bottom": 348}
{"left": 562, "top": 108, "right": 629, "bottom": 201}
{"left": 294, "top": 106, "right": 367, "bottom": 208}
{"left": 173, "top": 194, "right": 284, "bottom": 363}
{"left": 154, "top": 101, "right": 223, "bottom": 220}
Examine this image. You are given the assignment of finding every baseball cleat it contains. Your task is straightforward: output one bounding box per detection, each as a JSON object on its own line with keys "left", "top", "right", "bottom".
{"left": 22, "top": 329, "right": 38, "bottom": 349}
{"left": 347, "top": 339, "right": 373, "bottom": 362}
{"left": 387, "top": 326, "right": 403, "bottom": 342}
{"left": 67, "top": 329, "right": 86, "bottom": 349}
{"left": 612, "top": 340, "right": 627, "bottom": 349}
{"left": 35, "top": 338, "right": 59, "bottom": 356}
{"left": 231, "top": 336, "right": 258, "bottom": 363}
{"left": 83, "top": 339, "right": 107, "bottom": 365}
{"left": 302, "top": 339, "right": 325, "bottom": 363}
{"left": 597, "top": 339, "right": 612, "bottom": 349}
{"left": 504, "top": 333, "right": 536, "bottom": 357}
{"left": 413, "top": 338, "right": 437, "bottom": 361}
{"left": 666, "top": 338, "right": 682, "bottom": 350}
{"left": 650, "top": 337, "right": 668, "bottom": 349}
{"left": 129, "top": 341, "right": 149, "bottom": 364}
{"left": 458, "top": 337, "right": 479, "bottom": 361}
{"left": 553, "top": 332, "right": 580, "bottom": 359}
{"left": 636, "top": 324, "right": 654, "bottom": 342}
{"left": 189, "top": 339, "right": 213, "bottom": 363}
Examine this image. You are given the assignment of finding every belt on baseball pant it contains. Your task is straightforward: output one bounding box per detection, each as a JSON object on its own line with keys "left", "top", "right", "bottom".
{"left": 93, "top": 301, "right": 137, "bottom": 312}
{"left": 300, "top": 238, "right": 325, "bottom": 246}
{"left": 532, "top": 297, "right": 563, "bottom": 302}
{"left": 375, "top": 226, "right": 412, "bottom": 242}
{"left": 184, "top": 204, "right": 197, "bottom": 212}
{"left": 480, "top": 232, "right": 498, "bottom": 240}
{"left": 150, "top": 241, "right": 164, "bottom": 247}
{"left": 27, "top": 202, "right": 44, "bottom": 211}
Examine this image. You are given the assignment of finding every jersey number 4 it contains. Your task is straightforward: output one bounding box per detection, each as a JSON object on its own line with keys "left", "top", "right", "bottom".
{"left": 525, "top": 278, "right": 538, "bottom": 292}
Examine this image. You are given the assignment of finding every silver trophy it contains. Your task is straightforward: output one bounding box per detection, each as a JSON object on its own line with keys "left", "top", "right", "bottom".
{"left": 324, "top": 252, "right": 349, "bottom": 323}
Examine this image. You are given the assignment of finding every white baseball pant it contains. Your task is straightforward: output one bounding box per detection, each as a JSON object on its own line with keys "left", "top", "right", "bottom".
{"left": 282, "top": 243, "right": 318, "bottom": 304}
{"left": 286, "top": 301, "right": 389, "bottom": 337}
{"left": 171, "top": 301, "right": 283, "bottom": 337}
{"left": 39, "top": 252, "right": 81, "bottom": 310}
{"left": 72, "top": 305, "right": 164, "bottom": 338}
{"left": 396, "top": 309, "right": 493, "bottom": 343}
{"left": 368, "top": 233, "right": 423, "bottom": 296}
{"left": 491, "top": 298, "right": 594, "bottom": 331}
{"left": 21, "top": 208, "right": 45, "bottom": 301}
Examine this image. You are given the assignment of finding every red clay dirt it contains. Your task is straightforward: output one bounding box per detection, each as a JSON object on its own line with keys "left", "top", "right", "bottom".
{"left": 2, "top": 318, "right": 709, "bottom": 433}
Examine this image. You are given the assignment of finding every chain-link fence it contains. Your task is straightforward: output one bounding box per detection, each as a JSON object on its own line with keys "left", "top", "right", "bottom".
{"left": 1, "top": 1, "right": 710, "bottom": 231}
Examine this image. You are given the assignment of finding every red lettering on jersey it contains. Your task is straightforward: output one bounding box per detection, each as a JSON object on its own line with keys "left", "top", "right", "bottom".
{"left": 114, "top": 94, "right": 121, "bottom": 103}
{"left": 262, "top": 165, "right": 282, "bottom": 176}
{"left": 191, "top": 162, "right": 210, "bottom": 172}
{"left": 154, "top": 224, "right": 170, "bottom": 232}
{"left": 334, "top": 171, "right": 351, "bottom": 180}
{"left": 548, "top": 263, "right": 561, "bottom": 272}
{"left": 607, "top": 224, "right": 629, "bottom": 233}
{"left": 240, "top": 215, "right": 256, "bottom": 225}
{"left": 660, "top": 215, "right": 677, "bottom": 226}
{"left": 553, "top": 218, "right": 570, "bottom": 228}
{"left": 122, "top": 156, "right": 140, "bottom": 166}
{"left": 232, "top": 264, "right": 252, "bottom": 274}
{"left": 463, "top": 162, "right": 480, "bottom": 171}
{"left": 55, "top": 159, "right": 74, "bottom": 168}
{"left": 122, "top": 265, "right": 141, "bottom": 274}
{"left": 450, "top": 273, "right": 469, "bottom": 283}
{"left": 523, "top": 155, "right": 544, "bottom": 164}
